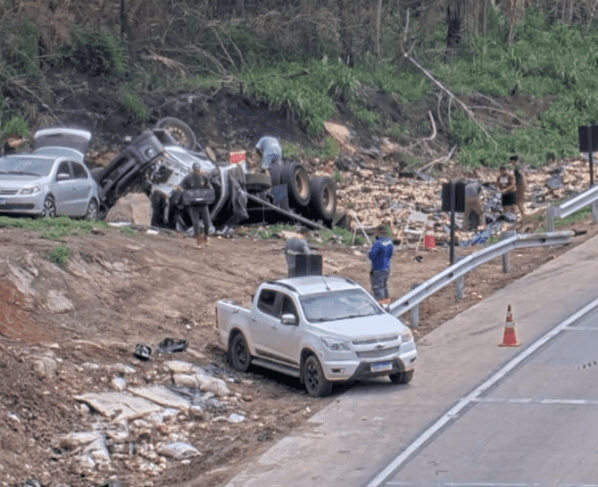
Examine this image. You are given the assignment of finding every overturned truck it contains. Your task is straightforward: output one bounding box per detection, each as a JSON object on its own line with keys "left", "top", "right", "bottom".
{"left": 92, "top": 118, "right": 346, "bottom": 233}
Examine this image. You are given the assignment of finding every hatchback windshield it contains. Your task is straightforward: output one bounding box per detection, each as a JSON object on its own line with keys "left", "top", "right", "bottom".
{"left": 0, "top": 156, "right": 55, "bottom": 177}
{"left": 300, "top": 289, "right": 384, "bottom": 322}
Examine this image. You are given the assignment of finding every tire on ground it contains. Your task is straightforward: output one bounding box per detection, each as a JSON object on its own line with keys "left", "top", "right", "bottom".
{"left": 155, "top": 117, "right": 197, "bottom": 151}
{"left": 280, "top": 162, "right": 311, "bottom": 208}
{"left": 245, "top": 173, "right": 272, "bottom": 192}
{"left": 307, "top": 176, "right": 337, "bottom": 224}
{"left": 389, "top": 369, "right": 414, "bottom": 385}
{"left": 230, "top": 332, "right": 252, "bottom": 372}
{"left": 303, "top": 354, "right": 332, "bottom": 397}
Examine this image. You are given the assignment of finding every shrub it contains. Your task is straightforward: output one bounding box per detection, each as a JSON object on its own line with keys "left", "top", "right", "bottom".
{"left": 70, "top": 28, "right": 125, "bottom": 77}
{"left": 45, "top": 244, "right": 72, "bottom": 267}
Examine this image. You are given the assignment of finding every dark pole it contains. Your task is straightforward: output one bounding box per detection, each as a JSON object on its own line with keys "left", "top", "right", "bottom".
{"left": 450, "top": 180, "right": 456, "bottom": 265}
{"left": 589, "top": 125, "right": 594, "bottom": 188}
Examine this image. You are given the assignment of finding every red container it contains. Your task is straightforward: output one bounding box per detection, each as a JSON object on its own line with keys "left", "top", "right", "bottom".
{"left": 229, "top": 150, "right": 246, "bottom": 164}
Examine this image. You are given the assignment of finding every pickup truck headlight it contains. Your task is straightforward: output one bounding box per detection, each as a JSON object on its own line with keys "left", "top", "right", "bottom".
{"left": 401, "top": 327, "right": 414, "bottom": 342}
{"left": 321, "top": 336, "right": 350, "bottom": 351}
{"left": 20, "top": 186, "right": 41, "bottom": 195}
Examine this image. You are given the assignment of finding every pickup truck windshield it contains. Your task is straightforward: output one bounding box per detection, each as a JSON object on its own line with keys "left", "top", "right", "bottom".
{"left": 299, "top": 289, "right": 383, "bottom": 322}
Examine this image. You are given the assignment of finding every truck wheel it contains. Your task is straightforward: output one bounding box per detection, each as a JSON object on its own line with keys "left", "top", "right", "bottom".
{"left": 281, "top": 162, "right": 311, "bottom": 207}
{"left": 307, "top": 176, "right": 337, "bottom": 224}
{"left": 230, "top": 333, "right": 252, "bottom": 372}
{"left": 155, "top": 117, "right": 197, "bottom": 151}
{"left": 245, "top": 173, "right": 272, "bottom": 192}
{"left": 90, "top": 167, "right": 104, "bottom": 183}
{"left": 303, "top": 355, "right": 332, "bottom": 397}
{"left": 389, "top": 370, "right": 414, "bottom": 384}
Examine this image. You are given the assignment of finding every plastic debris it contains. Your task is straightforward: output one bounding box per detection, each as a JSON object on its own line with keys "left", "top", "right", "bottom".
{"left": 111, "top": 376, "right": 127, "bottom": 392}
{"left": 158, "top": 442, "right": 201, "bottom": 460}
{"left": 228, "top": 413, "right": 245, "bottom": 423}
{"left": 156, "top": 338, "right": 188, "bottom": 354}
{"left": 134, "top": 344, "right": 152, "bottom": 361}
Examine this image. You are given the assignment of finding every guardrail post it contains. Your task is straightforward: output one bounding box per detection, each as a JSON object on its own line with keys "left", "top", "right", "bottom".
{"left": 410, "top": 283, "right": 420, "bottom": 328}
{"left": 455, "top": 256, "right": 465, "bottom": 300}
{"left": 593, "top": 201, "right": 598, "bottom": 224}
{"left": 500, "top": 230, "right": 516, "bottom": 274}
{"left": 546, "top": 206, "right": 556, "bottom": 233}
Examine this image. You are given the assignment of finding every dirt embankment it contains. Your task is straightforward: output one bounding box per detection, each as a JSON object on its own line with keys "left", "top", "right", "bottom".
{"left": 0, "top": 211, "right": 597, "bottom": 487}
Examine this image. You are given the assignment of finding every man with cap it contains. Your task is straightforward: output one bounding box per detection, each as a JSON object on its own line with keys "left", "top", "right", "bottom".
{"left": 255, "top": 136, "right": 282, "bottom": 172}
{"left": 283, "top": 236, "right": 311, "bottom": 277}
{"left": 177, "top": 163, "right": 212, "bottom": 248}
{"left": 368, "top": 224, "right": 394, "bottom": 306}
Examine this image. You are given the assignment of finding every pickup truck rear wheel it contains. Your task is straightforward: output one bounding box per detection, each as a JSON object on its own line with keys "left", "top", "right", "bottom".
{"left": 303, "top": 355, "right": 332, "bottom": 397}
{"left": 155, "top": 117, "right": 197, "bottom": 151}
{"left": 230, "top": 333, "right": 252, "bottom": 372}
{"left": 389, "top": 370, "right": 414, "bottom": 384}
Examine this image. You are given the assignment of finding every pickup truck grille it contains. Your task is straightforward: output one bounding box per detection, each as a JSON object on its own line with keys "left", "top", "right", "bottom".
{"left": 356, "top": 346, "right": 399, "bottom": 359}
{"left": 352, "top": 334, "right": 398, "bottom": 346}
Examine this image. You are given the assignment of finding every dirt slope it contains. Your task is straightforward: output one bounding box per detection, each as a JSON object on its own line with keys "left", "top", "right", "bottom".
{"left": 0, "top": 217, "right": 597, "bottom": 487}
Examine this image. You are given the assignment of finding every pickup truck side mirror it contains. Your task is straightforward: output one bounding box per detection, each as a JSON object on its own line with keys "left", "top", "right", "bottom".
{"left": 281, "top": 313, "right": 298, "bottom": 325}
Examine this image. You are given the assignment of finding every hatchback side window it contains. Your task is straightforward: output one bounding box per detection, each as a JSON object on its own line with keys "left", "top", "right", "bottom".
{"left": 56, "top": 162, "right": 71, "bottom": 180}
{"left": 72, "top": 162, "right": 88, "bottom": 179}
{"left": 257, "top": 289, "right": 278, "bottom": 316}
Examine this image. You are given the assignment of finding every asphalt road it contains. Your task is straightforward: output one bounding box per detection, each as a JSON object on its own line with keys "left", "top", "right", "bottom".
{"left": 224, "top": 234, "right": 598, "bottom": 487}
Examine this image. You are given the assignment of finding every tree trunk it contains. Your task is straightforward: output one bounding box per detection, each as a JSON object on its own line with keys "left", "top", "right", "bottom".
{"left": 375, "top": 0, "right": 383, "bottom": 57}
{"left": 482, "top": 0, "right": 488, "bottom": 36}
{"left": 337, "top": 0, "right": 354, "bottom": 66}
{"left": 446, "top": 0, "right": 463, "bottom": 48}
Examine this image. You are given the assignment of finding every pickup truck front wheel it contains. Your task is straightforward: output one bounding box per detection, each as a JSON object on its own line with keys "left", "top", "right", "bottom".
{"left": 303, "top": 355, "right": 332, "bottom": 397}
{"left": 230, "top": 333, "right": 252, "bottom": 372}
{"left": 389, "top": 370, "right": 414, "bottom": 384}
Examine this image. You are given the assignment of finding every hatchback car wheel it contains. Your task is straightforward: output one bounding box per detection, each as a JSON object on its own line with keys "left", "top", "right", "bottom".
{"left": 41, "top": 196, "right": 56, "bottom": 218}
{"left": 303, "top": 355, "right": 332, "bottom": 397}
{"left": 84, "top": 199, "right": 98, "bottom": 221}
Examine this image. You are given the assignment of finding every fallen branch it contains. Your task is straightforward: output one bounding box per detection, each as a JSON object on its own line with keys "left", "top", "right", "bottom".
{"left": 467, "top": 105, "right": 530, "bottom": 127}
{"left": 406, "top": 54, "right": 497, "bottom": 147}
{"left": 418, "top": 144, "right": 457, "bottom": 172}
{"left": 220, "top": 26, "right": 247, "bottom": 72}
{"left": 213, "top": 28, "right": 237, "bottom": 70}
{"left": 422, "top": 110, "right": 437, "bottom": 141}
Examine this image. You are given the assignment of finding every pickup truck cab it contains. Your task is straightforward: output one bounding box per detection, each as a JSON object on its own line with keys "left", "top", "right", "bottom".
{"left": 216, "top": 275, "right": 417, "bottom": 397}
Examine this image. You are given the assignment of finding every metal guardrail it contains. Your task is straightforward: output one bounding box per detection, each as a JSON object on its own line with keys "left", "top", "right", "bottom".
{"left": 547, "top": 184, "right": 598, "bottom": 231}
{"left": 388, "top": 231, "right": 574, "bottom": 325}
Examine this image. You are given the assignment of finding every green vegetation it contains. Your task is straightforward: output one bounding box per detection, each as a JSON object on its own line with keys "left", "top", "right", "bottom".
{"left": 45, "top": 244, "right": 72, "bottom": 267}
{"left": 119, "top": 92, "right": 151, "bottom": 123}
{"left": 241, "top": 223, "right": 365, "bottom": 246}
{"left": 0, "top": 216, "right": 109, "bottom": 240}
{"left": 69, "top": 28, "right": 126, "bottom": 77}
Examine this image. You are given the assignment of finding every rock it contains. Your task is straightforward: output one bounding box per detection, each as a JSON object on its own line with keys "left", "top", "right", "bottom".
{"left": 111, "top": 376, "right": 127, "bottom": 392}
{"left": 59, "top": 431, "right": 103, "bottom": 448}
{"left": 158, "top": 442, "right": 201, "bottom": 460}
{"left": 545, "top": 174, "right": 564, "bottom": 190}
{"left": 105, "top": 192, "right": 152, "bottom": 226}
{"left": 173, "top": 373, "right": 200, "bottom": 388}
{"left": 45, "top": 290, "right": 73, "bottom": 313}
{"left": 196, "top": 375, "right": 230, "bottom": 397}
{"left": 128, "top": 385, "right": 191, "bottom": 411}
{"left": 74, "top": 392, "right": 163, "bottom": 422}
{"left": 31, "top": 355, "right": 57, "bottom": 379}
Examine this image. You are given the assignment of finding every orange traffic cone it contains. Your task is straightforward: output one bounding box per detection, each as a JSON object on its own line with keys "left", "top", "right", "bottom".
{"left": 499, "top": 305, "right": 521, "bottom": 347}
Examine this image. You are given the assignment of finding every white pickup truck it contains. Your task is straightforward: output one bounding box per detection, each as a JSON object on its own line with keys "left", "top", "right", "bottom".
{"left": 216, "top": 275, "right": 417, "bottom": 397}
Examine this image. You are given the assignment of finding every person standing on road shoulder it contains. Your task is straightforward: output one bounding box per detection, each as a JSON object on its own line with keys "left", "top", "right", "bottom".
{"left": 255, "top": 136, "right": 282, "bottom": 173}
{"left": 463, "top": 181, "right": 485, "bottom": 232}
{"left": 178, "top": 163, "right": 212, "bottom": 249}
{"left": 509, "top": 155, "right": 527, "bottom": 216}
{"left": 283, "top": 236, "right": 311, "bottom": 277}
{"left": 497, "top": 165, "right": 517, "bottom": 215}
{"left": 368, "top": 225, "right": 394, "bottom": 306}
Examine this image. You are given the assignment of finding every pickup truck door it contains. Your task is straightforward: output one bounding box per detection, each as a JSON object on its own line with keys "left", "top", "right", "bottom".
{"left": 251, "top": 290, "right": 300, "bottom": 368}
{"left": 267, "top": 293, "right": 302, "bottom": 367}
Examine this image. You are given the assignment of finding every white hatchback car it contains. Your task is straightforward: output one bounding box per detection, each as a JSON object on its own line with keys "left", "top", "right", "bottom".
{"left": 0, "top": 128, "right": 99, "bottom": 219}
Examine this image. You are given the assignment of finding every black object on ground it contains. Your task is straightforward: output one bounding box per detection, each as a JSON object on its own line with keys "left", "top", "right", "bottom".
{"left": 156, "top": 338, "right": 188, "bottom": 354}
{"left": 545, "top": 174, "right": 564, "bottom": 190}
{"left": 134, "top": 344, "right": 152, "bottom": 360}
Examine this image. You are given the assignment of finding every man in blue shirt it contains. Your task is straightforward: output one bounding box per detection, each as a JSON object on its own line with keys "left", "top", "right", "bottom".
{"left": 368, "top": 224, "right": 394, "bottom": 305}
{"left": 255, "top": 136, "right": 282, "bottom": 171}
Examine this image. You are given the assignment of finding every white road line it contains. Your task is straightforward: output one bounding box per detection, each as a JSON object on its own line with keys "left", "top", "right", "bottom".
{"left": 385, "top": 483, "right": 598, "bottom": 487}
{"left": 474, "top": 397, "right": 598, "bottom": 405}
{"left": 564, "top": 327, "right": 598, "bottom": 331}
{"left": 365, "top": 297, "right": 598, "bottom": 487}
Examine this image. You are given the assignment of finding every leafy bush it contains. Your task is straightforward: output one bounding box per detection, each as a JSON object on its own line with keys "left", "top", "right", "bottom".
{"left": 45, "top": 244, "right": 72, "bottom": 267}
{"left": 70, "top": 28, "right": 125, "bottom": 77}
{"left": 0, "top": 115, "right": 28, "bottom": 138}
{"left": 119, "top": 92, "right": 151, "bottom": 123}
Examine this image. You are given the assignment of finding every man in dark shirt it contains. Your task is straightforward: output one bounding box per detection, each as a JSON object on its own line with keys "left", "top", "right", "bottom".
{"left": 178, "top": 163, "right": 212, "bottom": 249}
{"left": 368, "top": 225, "right": 394, "bottom": 305}
{"left": 509, "top": 155, "right": 527, "bottom": 216}
{"left": 497, "top": 165, "right": 517, "bottom": 215}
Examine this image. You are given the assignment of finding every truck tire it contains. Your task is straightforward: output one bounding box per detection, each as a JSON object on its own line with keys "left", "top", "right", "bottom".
{"left": 268, "top": 163, "right": 284, "bottom": 186}
{"left": 281, "top": 162, "right": 310, "bottom": 207}
{"left": 90, "top": 167, "right": 104, "bottom": 183}
{"left": 245, "top": 173, "right": 272, "bottom": 192}
{"left": 230, "top": 333, "right": 252, "bottom": 372}
{"left": 307, "top": 176, "right": 337, "bottom": 224}
{"left": 155, "top": 117, "right": 196, "bottom": 151}
{"left": 303, "top": 355, "right": 332, "bottom": 397}
{"left": 389, "top": 370, "right": 414, "bottom": 384}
